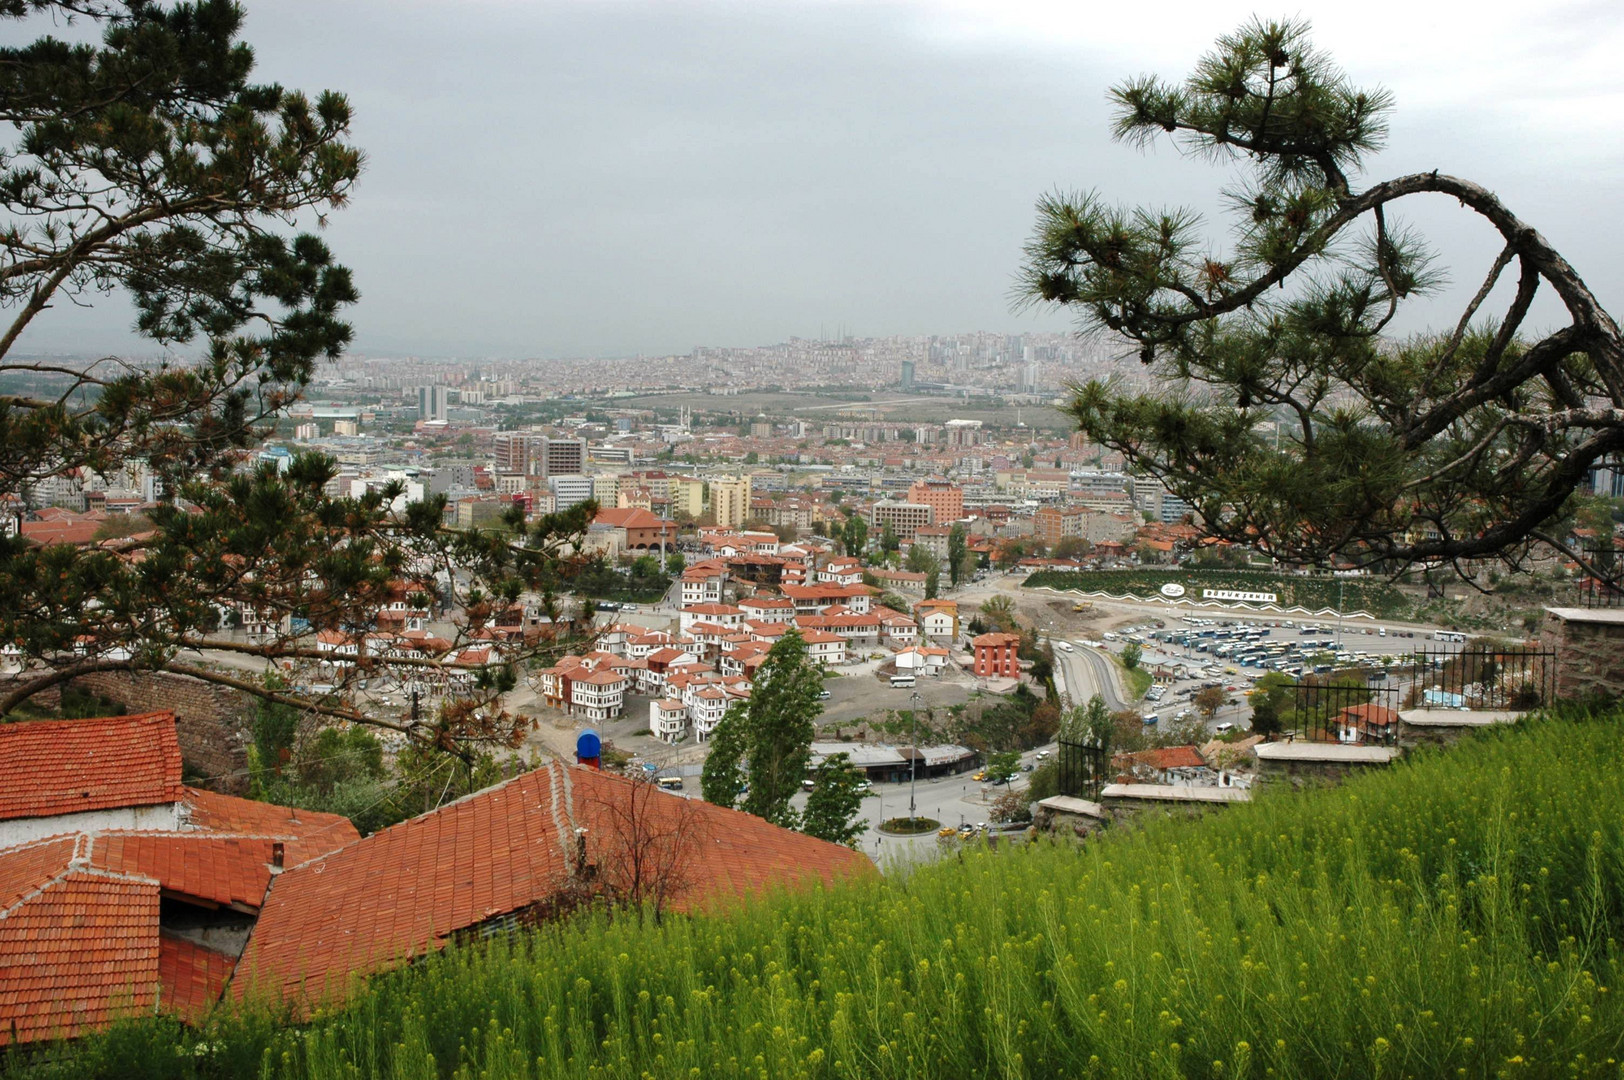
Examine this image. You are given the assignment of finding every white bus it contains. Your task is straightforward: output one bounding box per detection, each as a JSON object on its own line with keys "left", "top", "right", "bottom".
{"left": 889, "top": 674, "right": 916, "bottom": 688}
{"left": 1433, "top": 630, "right": 1467, "bottom": 643}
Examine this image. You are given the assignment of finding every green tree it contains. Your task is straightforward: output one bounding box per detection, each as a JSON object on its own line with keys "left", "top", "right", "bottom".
{"left": 906, "top": 543, "right": 940, "bottom": 576}
{"left": 1194, "top": 685, "right": 1227, "bottom": 723}
{"left": 1121, "top": 642, "right": 1143, "bottom": 670}
{"left": 0, "top": 4, "right": 596, "bottom": 755}
{"left": 880, "top": 522, "right": 900, "bottom": 554}
{"left": 1248, "top": 672, "right": 1296, "bottom": 739}
{"left": 699, "top": 706, "right": 747, "bottom": 809}
{"left": 738, "top": 631, "right": 822, "bottom": 827}
{"left": 1061, "top": 694, "right": 1113, "bottom": 755}
{"left": 986, "top": 750, "right": 1022, "bottom": 786}
{"left": 842, "top": 514, "right": 868, "bottom": 558}
{"left": 947, "top": 524, "right": 970, "bottom": 586}
{"left": 800, "top": 753, "right": 868, "bottom": 847}
{"left": 979, "top": 594, "right": 1019, "bottom": 634}
{"left": 1020, "top": 18, "right": 1624, "bottom": 582}
{"left": 925, "top": 568, "right": 940, "bottom": 600}
{"left": 665, "top": 550, "right": 686, "bottom": 576}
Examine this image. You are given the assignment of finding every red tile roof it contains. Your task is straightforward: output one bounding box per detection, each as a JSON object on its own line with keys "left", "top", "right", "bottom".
{"left": 181, "top": 788, "right": 361, "bottom": 851}
{"left": 0, "top": 713, "right": 182, "bottom": 822}
{"left": 233, "top": 763, "right": 875, "bottom": 1012}
{"left": 86, "top": 833, "right": 280, "bottom": 911}
{"left": 158, "top": 934, "right": 235, "bottom": 1025}
{"left": 0, "top": 837, "right": 161, "bottom": 1046}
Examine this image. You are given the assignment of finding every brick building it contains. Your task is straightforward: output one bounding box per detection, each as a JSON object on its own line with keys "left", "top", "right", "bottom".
{"left": 972, "top": 632, "right": 1022, "bottom": 678}
{"left": 906, "top": 480, "right": 964, "bottom": 526}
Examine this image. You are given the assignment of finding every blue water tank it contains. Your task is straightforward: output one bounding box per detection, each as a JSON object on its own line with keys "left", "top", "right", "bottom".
{"left": 576, "top": 729, "right": 602, "bottom": 760}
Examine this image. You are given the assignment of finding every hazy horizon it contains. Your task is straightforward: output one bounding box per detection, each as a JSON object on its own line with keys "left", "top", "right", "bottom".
{"left": 7, "top": 0, "right": 1621, "bottom": 361}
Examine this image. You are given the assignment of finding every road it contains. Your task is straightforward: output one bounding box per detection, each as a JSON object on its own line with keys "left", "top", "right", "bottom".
{"left": 1053, "top": 645, "right": 1129, "bottom": 711}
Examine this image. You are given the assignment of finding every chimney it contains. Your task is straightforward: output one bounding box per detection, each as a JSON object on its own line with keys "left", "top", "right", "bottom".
{"left": 271, "top": 841, "right": 285, "bottom": 870}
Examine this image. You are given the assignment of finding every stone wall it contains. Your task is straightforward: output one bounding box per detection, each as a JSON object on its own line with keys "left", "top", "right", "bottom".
{"left": 1543, "top": 608, "right": 1624, "bottom": 702}
{"left": 71, "top": 670, "right": 253, "bottom": 793}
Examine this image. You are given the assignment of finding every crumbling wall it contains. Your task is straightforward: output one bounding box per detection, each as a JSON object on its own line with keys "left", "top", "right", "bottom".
{"left": 71, "top": 670, "right": 253, "bottom": 792}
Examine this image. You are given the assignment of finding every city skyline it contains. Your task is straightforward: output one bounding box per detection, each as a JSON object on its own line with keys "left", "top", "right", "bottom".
{"left": 7, "top": 1, "right": 1621, "bottom": 361}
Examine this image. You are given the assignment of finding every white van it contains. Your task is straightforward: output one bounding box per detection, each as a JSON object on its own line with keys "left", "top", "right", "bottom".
{"left": 889, "top": 674, "right": 916, "bottom": 688}
{"left": 1055, "top": 641, "right": 1074, "bottom": 653}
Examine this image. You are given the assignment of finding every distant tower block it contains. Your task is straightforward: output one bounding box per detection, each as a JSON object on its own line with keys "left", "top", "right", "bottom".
{"left": 901, "top": 360, "right": 915, "bottom": 389}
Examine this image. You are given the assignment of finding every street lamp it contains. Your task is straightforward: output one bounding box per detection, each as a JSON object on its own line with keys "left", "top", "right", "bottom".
{"left": 908, "top": 689, "right": 921, "bottom": 823}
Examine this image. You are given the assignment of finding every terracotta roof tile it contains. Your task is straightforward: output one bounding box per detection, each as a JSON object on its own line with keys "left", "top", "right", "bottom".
{"left": 86, "top": 833, "right": 278, "bottom": 911}
{"left": 233, "top": 764, "right": 874, "bottom": 1013}
{"left": 0, "top": 840, "right": 160, "bottom": 1046}
{"left": 181, "top": 788, "right": 360, "bottom": 852}
{"left": 157, "top": 934, "right": 234, "bottom": 1024}
{"left": 0, "top": 713, "right": 182, "bottom": 822}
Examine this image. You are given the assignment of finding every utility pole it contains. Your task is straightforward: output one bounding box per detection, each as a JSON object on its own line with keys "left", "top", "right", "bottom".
{"left": 909, "top": 690, "right": 921, "bottom": 823}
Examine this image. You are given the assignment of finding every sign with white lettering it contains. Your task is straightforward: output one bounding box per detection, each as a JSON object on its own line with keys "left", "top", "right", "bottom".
{"left": 1159, "top": 583, "right": 1186, "bottom": 598}
{"left": 1202, "top": 588, "right": 1277, "bottom": 604}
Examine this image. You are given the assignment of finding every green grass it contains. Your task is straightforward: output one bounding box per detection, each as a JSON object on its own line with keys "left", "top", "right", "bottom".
{"left": 17, "top": 709, "right": 1624, "bottom": 1079}
{"left": 1025, "top": 568, "right": 1417, "bottom": 619}
{"left": 1123, "top": 663, "right": 1153, "bottom": 701}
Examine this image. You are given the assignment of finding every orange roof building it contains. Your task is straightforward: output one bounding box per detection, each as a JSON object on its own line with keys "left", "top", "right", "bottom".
{"left": 233, "top": 761, "right": 876, "bottom": 1012}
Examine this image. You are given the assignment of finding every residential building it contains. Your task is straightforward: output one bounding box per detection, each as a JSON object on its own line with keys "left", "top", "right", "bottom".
{"left": 906, "top": 480, "right": 964, "bottom": 525}
{"left": 0, "top": 713, "right": 359, "bottom": 1044}
{"left": 569, "top": 668, "right": 628, "bottom": 722}
{"left": 230, "top": 762, "right": 876, "bottom": 1014}
{"left": 915, "top": 599, "right": 959, "bottom": 642}
{"left": 870, "top": 499, "right": 933, "bottom": 540}
{"left": 972, "top": 632, "right": 1022, "bottom": 678}
{"left": 670, "top": 476, "right": 705, "bottom": 519}
{"left": 548, "top": 473, "right": 594, "bottom": 509}
{"left": 710, "top": 475, "right": 752, "bottom": 529}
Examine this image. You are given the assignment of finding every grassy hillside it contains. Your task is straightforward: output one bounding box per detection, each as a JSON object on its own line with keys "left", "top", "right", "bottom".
{"left": 1025, "top": 568, "right": 1417, "bottom": 619}
{"left": 16, "top": 709, "right": 1624, "bottom": 1079}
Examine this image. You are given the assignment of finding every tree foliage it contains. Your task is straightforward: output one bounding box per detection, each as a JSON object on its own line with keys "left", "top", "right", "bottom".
{"left": 737, "top": 631, "right": 822, "bottom": 827}
{"left": 800, "top": 752, "right": 868, "bottom": 848}
{"left": 703, "top": 631, "right": 821, "bottom": 827}
{"left": 841, "top": 514, "right": 868, "bottom": 558}
{"left": 699, "top": 707, "right": 748, "bottom": 810}
{"left": 0, "top": 4, "right": 594, "bottom": 756}
{"left": 985, "top": 750, "right": 1022, "bottom": 786}
{"left": 1020, "top": 18, "right": 1624, "bottom": 581}
{"left": 947, "top": 524, "right": 970, "bottom": 586}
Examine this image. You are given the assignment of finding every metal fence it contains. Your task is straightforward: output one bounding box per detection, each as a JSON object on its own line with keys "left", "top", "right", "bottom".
{"left": 1404, "top": 645, "right": 1557, "bottom": 711}
{"left": 1580, "top": 545, "right": 1624, "bottom": 608}
{"left": 1057, "top": 738, "right": 1108, "bottom": 800}
{"left": 1287, "top": 645, "right": 1557, "bottom": 742}
{"left": 1288, "top": 681, "right": 1403, "bottom": 746}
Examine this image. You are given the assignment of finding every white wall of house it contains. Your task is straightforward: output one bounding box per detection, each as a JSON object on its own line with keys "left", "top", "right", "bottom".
{"left": 0, "top": 802, "right": 181, "bottom": 852}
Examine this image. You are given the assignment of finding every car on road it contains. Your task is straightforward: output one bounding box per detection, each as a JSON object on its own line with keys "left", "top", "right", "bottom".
{"left": 1215, "top": 722, "right": 1235, "bottom": 733}
{"left": 971, "top": 770, "right": 987, "bottom": 781}
{"left": 818, "top": 689, "right": 831, "bottom": 699}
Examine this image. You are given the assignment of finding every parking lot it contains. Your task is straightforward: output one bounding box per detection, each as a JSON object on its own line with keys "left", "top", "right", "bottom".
{"left": 1069, "top": 615, "right": 1466, "bottom": 734}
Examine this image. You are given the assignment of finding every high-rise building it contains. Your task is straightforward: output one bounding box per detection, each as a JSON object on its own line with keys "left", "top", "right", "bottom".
{"left": 494, "top": 432, "right": 543, "bottom": 475}
{"left": 869, "top": 500, "right": 933, "bottom": 540}
{"left": 548, "top": 474, "right": 594, "bottom": 509}
{"left": 543, "top": 437, "right": 585, "bottom": 477}
{"left": 493, "top": 433, "right": 585, "bottom": 478}
{"left": 416, "top": 385, "right": 449, "bottom": 422}
{"left": 906, "top": 480, "right": 964, "bottom": 525}
{"left": 900, "top": 360, "right": 915, "bottom": 389}
{"left": 670, "top": 476, "right": 705, "bottom": 520}
{"left": 709, "top": 475, "right": 752, "bottom": 529}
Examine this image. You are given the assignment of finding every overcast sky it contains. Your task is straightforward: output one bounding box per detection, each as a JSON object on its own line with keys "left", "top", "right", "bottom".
{"left": 12, "top": 0, "right": 1624, "bottom": 359}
